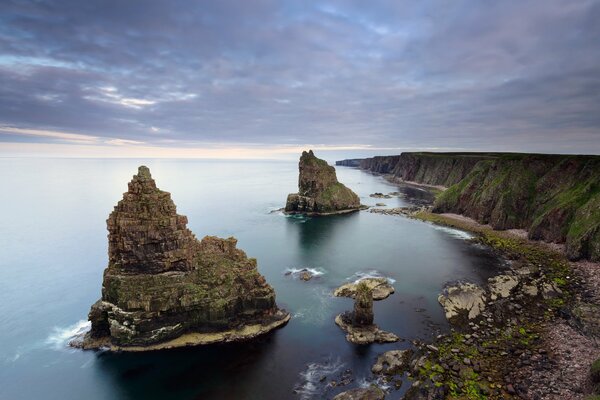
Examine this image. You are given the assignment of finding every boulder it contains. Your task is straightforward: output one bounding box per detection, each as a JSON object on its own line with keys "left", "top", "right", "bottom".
{"left": 80, "top": 166, "right": 289, "bottom": 350}
{"left": 438, "top": 282, "right": 486, "bottom": 322}
{"left": 285, "top": 150, "right": 361, "bottom": 215}
{"left": 334, "top": 277, "right": 395, "bottom": 301}
{"left": 488, "top": 274, "right": 519, "bottom": 300}
{"left": 334, "top": 314, "right": 399, "bottom": 345}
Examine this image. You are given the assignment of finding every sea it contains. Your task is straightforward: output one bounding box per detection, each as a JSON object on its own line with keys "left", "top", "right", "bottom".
{"left": 0, "top": 158, "right": 505, "bottom": 399}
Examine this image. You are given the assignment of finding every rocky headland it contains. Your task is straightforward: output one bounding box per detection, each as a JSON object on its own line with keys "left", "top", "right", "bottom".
{"left": 79, "top": 166, "right": 289, "bottom": 351}
{"left": 337, "top": 152, "right": 600, "bottom": 262}
{"left": 285, "top": 150, "right": 361, "bottom": 215}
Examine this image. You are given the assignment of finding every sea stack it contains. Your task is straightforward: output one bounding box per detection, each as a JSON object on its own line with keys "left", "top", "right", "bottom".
{"left": 81, "top": 166, "right": 289, "bottom": 351}
{"left": 285, "top": 150, "right": 361, "bottom": 215}
{"left": 335, "top": 282, "right": 399, "bottom": 345}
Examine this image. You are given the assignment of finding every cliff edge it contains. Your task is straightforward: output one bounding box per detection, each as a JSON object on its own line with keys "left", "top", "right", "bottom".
{"left": 81, "top": 166, "right": 289, "bottom": 351}
{"left": 285, "top": 150, "right": 361, "bottom": 215}
{"left": 337, "top": 152, "right": 600, "bottom": 261}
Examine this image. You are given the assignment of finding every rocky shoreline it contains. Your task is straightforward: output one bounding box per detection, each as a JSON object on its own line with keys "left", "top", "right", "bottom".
{"left": 357, "top": 205, "right": 600, "bottom": 399}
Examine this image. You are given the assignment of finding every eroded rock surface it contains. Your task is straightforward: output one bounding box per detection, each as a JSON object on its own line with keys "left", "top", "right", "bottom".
{"left": 81, "top": 166, "right": 289, "bottom": 350}
{"left": 438, "top": 282, "right": 486, "bottom": 321}
{"left": 334, "top": 278, "right": 395, "bottom": 301}
{"left": 285, "top": 150, "right": 361, "bottom": 215}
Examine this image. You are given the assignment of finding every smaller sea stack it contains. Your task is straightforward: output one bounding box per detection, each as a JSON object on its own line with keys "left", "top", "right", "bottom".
{"left": 285, "top": 150, "right": 361, "bottom": 215}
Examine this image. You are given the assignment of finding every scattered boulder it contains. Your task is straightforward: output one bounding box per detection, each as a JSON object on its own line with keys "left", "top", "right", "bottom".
{"left": 285, "top": 150, "right": 361, "bottom": 215}
{"left": 333, "top": 386, "right": 386, "bottom": 400}
{"left": 334, "top": 278, "right": 395, "bottom": 301}
{"left": 488, "top": 274, "right": 519, "bottom": 300}
{"left": 375, "top": 203, "right": 386, "bottom": 207}
{"left": 371, "top": 349, "right": 413, "bottom": 375}
{"left": 438, "top": 282, "right": 486, "bottom": 322}
{"left": 370, "top": 193, "right": 392, "bottom": 199}
{"left": 80, "top": 166, "right": 289, "bottom": 351}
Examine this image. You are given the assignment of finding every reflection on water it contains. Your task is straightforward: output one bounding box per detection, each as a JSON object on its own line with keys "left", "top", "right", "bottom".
{"left": 0, "top": 159, "right": 505, "bottom": 400}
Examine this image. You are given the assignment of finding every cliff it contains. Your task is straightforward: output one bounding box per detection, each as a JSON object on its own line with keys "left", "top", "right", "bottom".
{"left": 285, "top": 150, "right": 361, "bottom": 214}
{"left": 335, "top": 158, "right": 362, "bottom": 167}
{"left": 337, "top": 153, "right": 600, "bottom": 261}
{"left": 82, "top": 166, "right": 289, "bottom": 350}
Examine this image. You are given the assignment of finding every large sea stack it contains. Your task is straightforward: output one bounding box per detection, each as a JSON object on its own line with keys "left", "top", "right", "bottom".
{"left": 81, "top": 166, "right": 289, "bottom": 351}
{"left": 285, "top": 150, "right": 361, "bottom": 215}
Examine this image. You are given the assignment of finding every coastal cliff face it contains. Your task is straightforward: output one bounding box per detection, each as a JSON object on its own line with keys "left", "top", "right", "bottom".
{"left": 338, "top": 153, "right": 600, "bottom": 261}
{"left": 359, "top": 153, "right": 491, "bottom": 187}
{"left": 285, "top": 150, "right": 360, "bottom": 214}
{"left": 84, "top": 166, "right": 289, "bottom": 349}
{"left": 434, "top": 154, "right": 600, "bottom": 261}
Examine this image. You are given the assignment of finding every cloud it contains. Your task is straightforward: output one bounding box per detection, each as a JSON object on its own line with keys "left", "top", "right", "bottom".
{"left": 0, "top": 0, "right": 598, "bottom": 156}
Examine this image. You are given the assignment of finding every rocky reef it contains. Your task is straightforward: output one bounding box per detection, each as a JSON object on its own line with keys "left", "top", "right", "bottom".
{"left": 81, "top": 166, "right": 289, "bottom": 351}
{"left": 337, "top": 152, "right": 600, "bottom": 261}
{"left": 285, "top": 150, "right": 361, "bottom": 215}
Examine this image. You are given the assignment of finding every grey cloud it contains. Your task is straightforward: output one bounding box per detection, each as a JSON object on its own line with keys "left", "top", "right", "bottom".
{"left": 0, "top": 0, "right": 599, "bottom": 153}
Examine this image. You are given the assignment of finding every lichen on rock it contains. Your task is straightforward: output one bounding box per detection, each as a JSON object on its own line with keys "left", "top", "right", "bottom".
{"left": 285, "top": 150, "right": 361, "bottom": 215}
{"left": 81, "top": 166, "right": 289, "bottom": 350}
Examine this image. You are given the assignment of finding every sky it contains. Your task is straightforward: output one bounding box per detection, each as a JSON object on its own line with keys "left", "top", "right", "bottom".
{"left": 1, "top": 0, "right": 599, "bottom": 159}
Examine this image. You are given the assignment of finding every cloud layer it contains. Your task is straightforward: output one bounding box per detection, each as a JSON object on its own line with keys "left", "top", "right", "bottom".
{"left": 1, "top": 0, "right": 599, "bottom": 156}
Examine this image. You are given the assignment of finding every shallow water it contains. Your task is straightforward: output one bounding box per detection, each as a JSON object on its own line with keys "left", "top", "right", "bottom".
{"left": 0, "top": 159, "right": 504, "bottom": 399}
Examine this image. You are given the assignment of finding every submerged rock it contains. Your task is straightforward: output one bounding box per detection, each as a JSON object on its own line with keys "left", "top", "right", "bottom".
{"left": 285, "top": 150, "right": 361, "bottom": 215}
{"left": 333, "top": 386, "right": 386, "bottom": 400}
{"left": 334, "top": 278, "right": 395, "bottom": 301}
{"left": 81, "top": 166, "right": 289, "bottom": 351}
{"left": 438, "top": 282, "right": 486, "bottom": 322}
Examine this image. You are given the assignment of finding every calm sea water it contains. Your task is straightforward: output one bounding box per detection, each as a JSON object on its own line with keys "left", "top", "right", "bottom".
{"left": 0, "top": 159, "right": 504, "bottom": 400}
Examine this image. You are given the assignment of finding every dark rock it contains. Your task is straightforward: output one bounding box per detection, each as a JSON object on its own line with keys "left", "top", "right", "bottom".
{"left": 285, "top": 150, "right": 361, "bottom": 215}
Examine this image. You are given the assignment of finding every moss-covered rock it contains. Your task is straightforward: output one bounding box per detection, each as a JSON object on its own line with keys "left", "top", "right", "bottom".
{"left": 82, "top": 166, "right": 289, "bottom": 349}
{"left": 285, "top": 150, "right": 360, "bottom": 214}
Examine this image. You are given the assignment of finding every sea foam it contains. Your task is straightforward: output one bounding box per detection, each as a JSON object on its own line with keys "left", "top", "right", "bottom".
{"left": 45, "top": 320, "right": 90, "bottom": 350}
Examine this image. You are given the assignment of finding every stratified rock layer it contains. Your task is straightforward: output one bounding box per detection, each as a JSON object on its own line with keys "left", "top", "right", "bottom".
{"left": 82, "top": 166, "right": 289, "bottom": 350}
{"left": 285, "top": 150, "right": 360, "bottom": 214}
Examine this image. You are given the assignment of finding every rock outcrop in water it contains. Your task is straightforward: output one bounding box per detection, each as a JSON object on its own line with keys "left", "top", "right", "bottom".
{"left": 334, "top": 278, "right": 395, "bottom": 301}
{"left": 285, "top": 150, "right": 361, "bottom": 215}
{"left": 337, "top": 152, "right": 600, "bottom": 261}
{"left": 81, "top": 166, "right": 289, "bottom": 351}
{"left": 335, "top": 282, "right": 399, "bottom": 344}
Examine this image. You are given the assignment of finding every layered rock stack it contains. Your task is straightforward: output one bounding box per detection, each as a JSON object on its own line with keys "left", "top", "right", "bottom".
{"left": 81, "top": 166, "right": 289, "bottom": 351}
{"left": 352, "top": 282, "right": 374, "bottom": 326}
{"left": 285, "top": 150, "right": 361, "bottom": 215}
{"left": 335, "top": 281, "right": 399, "bottom": 345}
